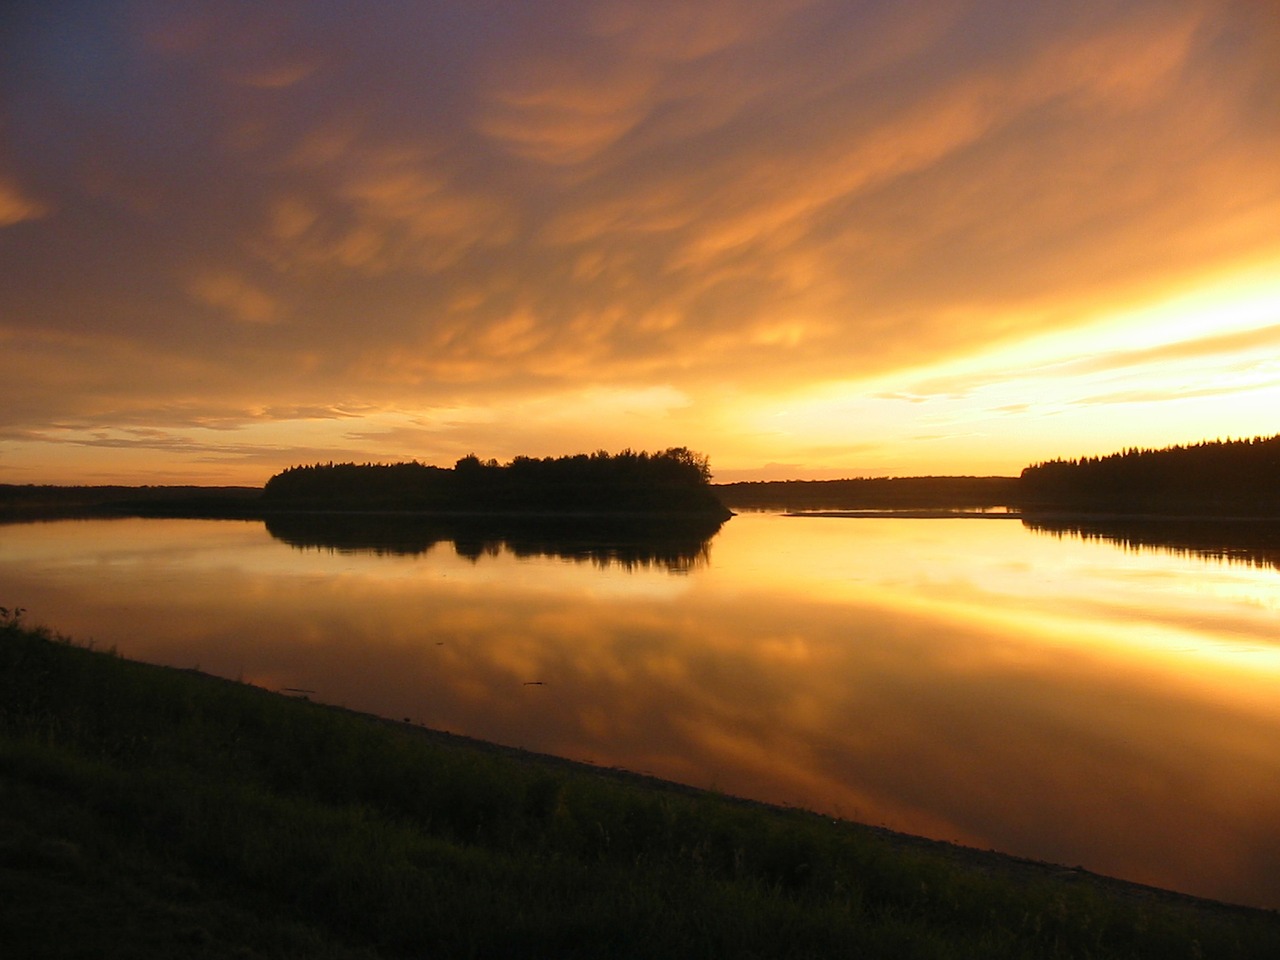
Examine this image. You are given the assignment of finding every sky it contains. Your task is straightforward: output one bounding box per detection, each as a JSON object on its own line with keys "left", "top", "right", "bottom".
{"left": 1, "top": 0, "right": 1278, "bottom": 486}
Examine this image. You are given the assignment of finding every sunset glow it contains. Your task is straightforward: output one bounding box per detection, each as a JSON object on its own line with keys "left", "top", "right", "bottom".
{"left": 2, "top": 1, "right": 1278, "bottom": 484}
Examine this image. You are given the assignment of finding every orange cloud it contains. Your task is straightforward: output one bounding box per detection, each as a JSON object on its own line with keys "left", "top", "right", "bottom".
{"left": 0, "top": 174, "right": 48, "bottom": 225}
{"left": 1, "top": 0, "right": 1278, "bottom": 482}
{"left": 477, "top": 65, "right": 658, "bottom": 166}
{"left": 188, "top": 270, "right": 282, "bottom": 325}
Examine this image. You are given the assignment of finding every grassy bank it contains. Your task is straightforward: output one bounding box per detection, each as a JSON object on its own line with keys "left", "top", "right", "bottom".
{"left": 2, "top": 612, "right": 1277, "bottom": 958}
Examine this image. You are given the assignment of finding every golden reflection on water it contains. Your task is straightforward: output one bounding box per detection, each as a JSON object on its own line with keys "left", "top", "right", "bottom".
{"left": 2, "top": 514, "right": 1279, "bottom": 908}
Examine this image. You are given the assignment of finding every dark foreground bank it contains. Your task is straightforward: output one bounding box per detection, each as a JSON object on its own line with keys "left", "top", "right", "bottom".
{"left": 2, "top": 613, "right": 1277, "bottom": 959}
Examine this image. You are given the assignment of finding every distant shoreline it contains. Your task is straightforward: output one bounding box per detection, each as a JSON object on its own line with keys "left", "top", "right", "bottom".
{"left": 783, "top": 508, "right": 1280, "bottom": 522}
{"left": 784, "top": 508, "right": 1022, "bottom": 519}
{"left": 6, "top": 478, "right": 1280, "bottom": 525}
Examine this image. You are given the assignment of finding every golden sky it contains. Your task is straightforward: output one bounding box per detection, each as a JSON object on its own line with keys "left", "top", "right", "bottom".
{"left": 2, "top": 0, "right": 1278, "bottom": 484}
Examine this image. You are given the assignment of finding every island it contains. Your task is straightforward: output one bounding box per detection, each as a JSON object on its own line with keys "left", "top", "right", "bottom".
{"left": 0, "top": 447, "right": 732, "bottom": 526}
{"left": 261, "top": 447, "right": 732, "bottom": 521}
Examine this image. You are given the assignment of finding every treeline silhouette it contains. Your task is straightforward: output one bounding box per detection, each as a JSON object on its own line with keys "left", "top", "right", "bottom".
{"left": 1020, "top": 435, "right": 1280, "bottom": 516}
{"left": 0, "top": 484, "right": 260, "bottom": 522}
{"left": 262, "top": 448, "right": 730, "bottom": 518}
{"left": 715, "top": 476, "right": 1018, "bottom": 512}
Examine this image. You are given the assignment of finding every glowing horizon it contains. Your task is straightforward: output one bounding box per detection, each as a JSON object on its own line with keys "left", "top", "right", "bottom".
{"left": 2, "top": 2, "right": 1278, "bottom": 486}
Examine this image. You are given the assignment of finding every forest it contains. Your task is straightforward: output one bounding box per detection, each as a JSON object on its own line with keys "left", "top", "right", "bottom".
{"left": 5, "top": 437, "right": 1277, "bottom": 522}
{"left": 261, "top": 447, "right": 730, "bottom": 518}
{"left": 0, "top": 484, "right": 260, "bottom": 521}
{"left": 1019, "top": 435, "right": 1280, "bottom": 515}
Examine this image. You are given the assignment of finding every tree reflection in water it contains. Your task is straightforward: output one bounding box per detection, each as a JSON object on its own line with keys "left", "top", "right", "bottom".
{"left": 1023, "top": 516, "right": 1280, "bottom": 571}
{"left": 263, "top": 513, "right": 723, "bottom": 573}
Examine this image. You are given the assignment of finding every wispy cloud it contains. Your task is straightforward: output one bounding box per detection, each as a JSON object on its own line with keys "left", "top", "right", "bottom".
{"left": 1, "top": 0, "right": 1278, "bottom": 481}
{"left": 0, "top": 173, "right": 48, "bottom": 225}
{"left": 1064, "top": 324, "right": 1280, "bottom": 378}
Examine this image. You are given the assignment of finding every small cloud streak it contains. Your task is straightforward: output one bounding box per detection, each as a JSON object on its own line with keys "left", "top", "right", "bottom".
{"left": 188, "top": 270, "right": 282, "bottom": 325}
{"left": 0, "top": 174, "right": 48, "bottom": 225}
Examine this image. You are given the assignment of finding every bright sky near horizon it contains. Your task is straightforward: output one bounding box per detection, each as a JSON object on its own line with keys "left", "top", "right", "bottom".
{"left": 1, "top": 1, "right": 1278, "bottom": 485}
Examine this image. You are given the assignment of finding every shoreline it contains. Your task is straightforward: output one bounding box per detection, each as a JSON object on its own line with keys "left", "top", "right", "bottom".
{"left": 782, "top": 508, "right": 1280, "bottom": 523}
{"left": 5, "top": 481, "right": 1277, "bottom": 526}
{"left": 203, "top": 663, "right": 1272, "bottom": 920}
{"left": 784, "top": 509, "right": 1022, "bottom": 519}
{"left": 5, "top": 619, "right": 1278, "bottom": 957}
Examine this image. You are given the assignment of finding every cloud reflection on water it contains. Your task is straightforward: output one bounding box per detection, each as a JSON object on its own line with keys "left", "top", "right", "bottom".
{"left": 1, "top": 514, "right": 1278, "bottom": 907}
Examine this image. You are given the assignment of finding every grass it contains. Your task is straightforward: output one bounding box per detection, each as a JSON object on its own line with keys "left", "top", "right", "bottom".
{"left": 2, "top": 609, "right": 1277, "bottom": 958}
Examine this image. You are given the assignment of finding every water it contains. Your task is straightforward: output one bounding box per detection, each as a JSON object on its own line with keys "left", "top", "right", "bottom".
{"left": 2, "top": 512, "right": 1279, "bottom": 908}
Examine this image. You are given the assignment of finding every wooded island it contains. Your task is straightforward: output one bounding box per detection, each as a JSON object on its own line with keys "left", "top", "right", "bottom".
{"left": 262, "top": 447, "right": 731, "bottom": 519}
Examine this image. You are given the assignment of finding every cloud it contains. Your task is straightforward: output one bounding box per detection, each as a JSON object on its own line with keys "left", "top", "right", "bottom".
{"left": 477, "top": 53, "right": 660, "bottom": 166}
{"left": 1066, "top": 378, "right": 1280, "bottom": 410}
{"left": 879, "top": 314, "right": 1280, "bottom": 408}
{"left": 0, "top": 174, "right": 48, "bottom": 225}
{"left": 1, "top": 0, "right": 1278, "bottom": 481}
{"left": 188, "top": 270, "right": 282, "bottom": 325}
{"left": 1066, "top": 324, "right": 1280, "bottom": 378}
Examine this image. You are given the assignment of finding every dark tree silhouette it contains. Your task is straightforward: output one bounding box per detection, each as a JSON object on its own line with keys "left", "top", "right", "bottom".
{"left": 263, "top": 512, "right": 719, "bottom": 572}
{"left": 261, "top": 448, "right": 729, "bottom": 518}
{"left": 1018, "top": 435, "right": 1280, "bottom": 516}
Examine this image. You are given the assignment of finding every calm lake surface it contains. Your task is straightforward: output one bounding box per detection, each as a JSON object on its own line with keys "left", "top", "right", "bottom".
{"left": 3, "top": 511, "right": 1279, "bottom": 908}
